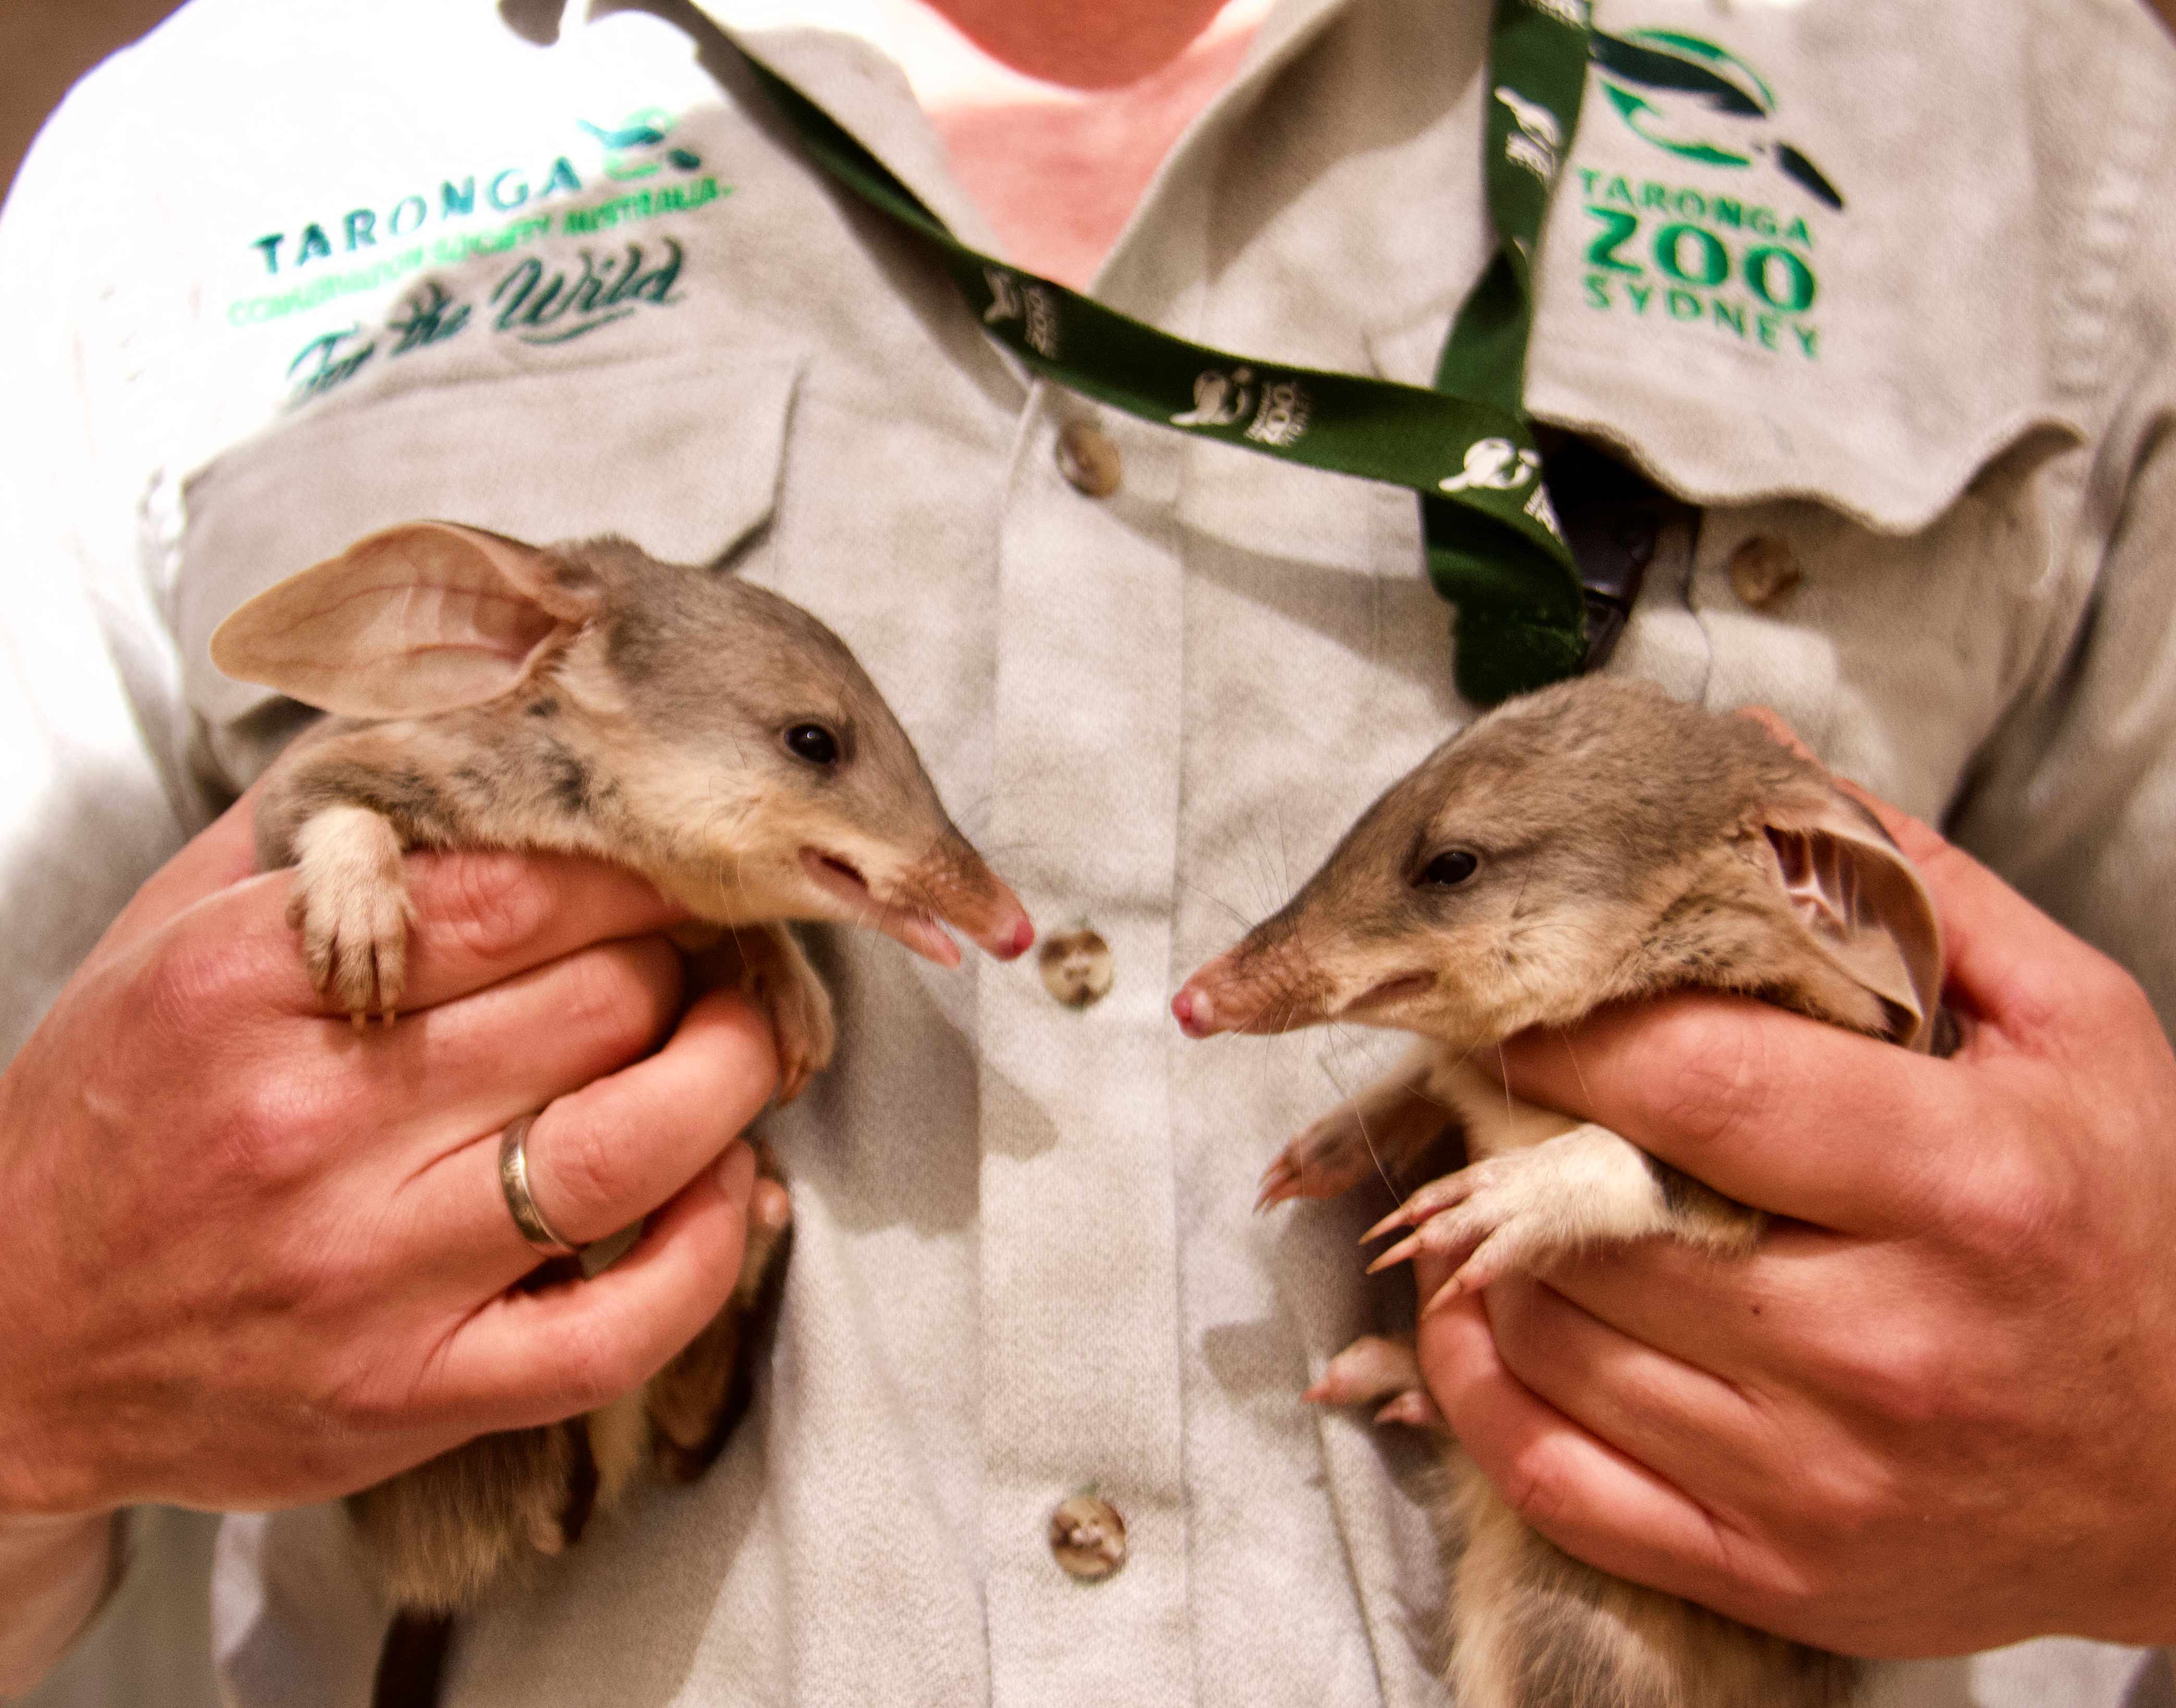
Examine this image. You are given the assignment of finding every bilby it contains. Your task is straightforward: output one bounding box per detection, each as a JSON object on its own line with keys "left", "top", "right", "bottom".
{"left": 1170, "top": 676, "right": 1950, "bottom": 1708}
{"left": 212, "top": 520, "right": 1035, "bottom": 1618}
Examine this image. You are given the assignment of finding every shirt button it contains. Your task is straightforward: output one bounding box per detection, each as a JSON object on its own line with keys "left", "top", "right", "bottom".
{"left": 1727, "top": 534, "right": 1804, "bottom": 608}
{"left": 1039, "top": 928, "right": 1114, "bottom": 1007}
{"left": 1049, "top": 1495, "right": 1127, "bottom": 1581}
{"left": 1055, "top": 421, "right": 1123, "bottom": 497}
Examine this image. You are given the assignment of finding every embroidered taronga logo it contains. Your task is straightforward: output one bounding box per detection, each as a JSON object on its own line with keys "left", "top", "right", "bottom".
{"left": 1589, "top": 28, "right": 1844, "bottom": 211}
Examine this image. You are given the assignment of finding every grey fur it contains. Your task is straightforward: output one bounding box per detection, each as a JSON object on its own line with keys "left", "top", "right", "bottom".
{"left": 215, "top": 522, "right": 1031, "bottom": 1617}
{"left": 1177, "top": 677, "right": 1950, "bottom": 1708}
{"left": 247, "top": 533, "right": 997, "bottom": 925}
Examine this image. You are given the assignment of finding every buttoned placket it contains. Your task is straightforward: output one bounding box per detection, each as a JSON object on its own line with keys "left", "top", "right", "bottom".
{"left": 919, "top": 7, "right": 1361, "bottom": 1698}
{"left": 977, "top": 384, "right": 1195, "bottom": 1706}
{"left": 944, "top": 8, "right": 1360, "bottom": 1694}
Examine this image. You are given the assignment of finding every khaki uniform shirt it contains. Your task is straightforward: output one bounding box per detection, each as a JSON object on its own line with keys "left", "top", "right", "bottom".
{"left": 6, "top": 0, "right": 2175, "bottom": 1703}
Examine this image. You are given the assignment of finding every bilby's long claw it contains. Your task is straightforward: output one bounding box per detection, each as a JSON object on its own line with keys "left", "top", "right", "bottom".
{"left": 1422, "top": 1272, "right": 1468, "bottom": 1317}
{"left": 1256, "top": 1156, "right": 1303, "bottom": 1212}
{"left": 1363, "top": 1168, "right": 1487, "bottom": 1243}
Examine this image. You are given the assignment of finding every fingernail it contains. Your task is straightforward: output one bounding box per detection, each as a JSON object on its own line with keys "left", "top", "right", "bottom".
{"left": 715, "top": 1139, "right": 756, "bottom": 1203}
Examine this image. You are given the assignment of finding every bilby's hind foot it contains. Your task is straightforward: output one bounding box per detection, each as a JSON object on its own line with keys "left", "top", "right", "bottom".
{"left": 1305, "top": 1333, "right": 1446, "bottom": 1431}
{"left": 645, "top": 1137, "right": 795, "bottom": 1481}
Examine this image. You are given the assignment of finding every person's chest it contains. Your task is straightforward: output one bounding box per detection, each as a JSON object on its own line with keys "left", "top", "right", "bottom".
{"left": 85, "top": 0, "right": 2159, "bottom": 1702}
{"left": 149, "top": 0, "right": 2106, "bottom": 827}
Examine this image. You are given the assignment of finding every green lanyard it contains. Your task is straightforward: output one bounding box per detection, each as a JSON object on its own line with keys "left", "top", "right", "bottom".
{"left": 734, "top": 0, "right": 1594, "bottom": 705}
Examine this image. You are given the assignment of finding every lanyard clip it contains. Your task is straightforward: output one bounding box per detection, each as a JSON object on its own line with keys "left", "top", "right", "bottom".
{"left": 1539, "top": 432, "right": 1688, "bottom": 674}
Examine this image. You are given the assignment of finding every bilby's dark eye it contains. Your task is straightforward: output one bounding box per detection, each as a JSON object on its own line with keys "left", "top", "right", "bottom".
{"left": 1416, "top": 850, "right": 1479, "bottom": 888}
{"left": 784, "top": 723, "right": 840, "bottom": 766}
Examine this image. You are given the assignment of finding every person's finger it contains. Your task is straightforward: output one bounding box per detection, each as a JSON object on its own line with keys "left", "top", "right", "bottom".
{"left": 1729, "top": 713, "right": 2114, "bottom": 1051}
{"left": 1481, "top": 1222, "right": 1804, "bottom": 1380}
{"left": 1494, "top": 998, "right": 1969, "bottom": 1231}
{"left": 1497, "top": 773, "right": 2134, "bottom": 1230}
{"left": 1732, "top": 704, "right": 1817, "bottom": 765}
{"left": 1733, "top": 729, "right": 2125, "bottom": 1055}
{"left": 104, "top": 918, "right": 687, "bottom": 1191}
{"left": 437, "top": 1138, "right": 760, "bottom": 1429}
{"left": 408, "top": 986, "right": 779, "bottom": 1284}
{"left": 277, "top": 936, "right": 690, "bottom": 1174}
{"left": 1895, "top": 831, "right": 2143, "bottom": 1056}
{"left": 130, "top": 844, "right": 699, "bottom": 1029}
{"left": 367, "top": 849, "right": 692, "bottom": 1013}
{"left": 1404, "top": 1208, "right": 1879, "bottom": 1431}
{"left": 1412, "top": 1278, "right": 1766, "bottom": 1611}
{"left": 1477, "top": 1270, "right": 1792, "bottom": 1509}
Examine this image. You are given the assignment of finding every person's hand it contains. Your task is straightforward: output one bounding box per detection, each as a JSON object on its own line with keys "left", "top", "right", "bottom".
{"left": 0, "top": 786, "right": 782, "bottom": 1531}
{"left": 1412, "top": 781, "right": 2176, "bottom": 1657}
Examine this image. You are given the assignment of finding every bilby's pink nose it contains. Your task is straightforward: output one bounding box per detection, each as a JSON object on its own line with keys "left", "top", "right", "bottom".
{"left": 1172, "top": 980, "right": 1219, "bottom": 1039}
{"left": 984, "top": 903, "right": 1036, "bottom": 962}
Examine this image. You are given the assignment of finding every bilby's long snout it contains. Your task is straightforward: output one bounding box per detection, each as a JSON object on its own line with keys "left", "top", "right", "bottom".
{"left": 799, "top": 827, "right": 1032, "bottom": 968}
{"left": 1171, "top": 931, "right": 1332, "bottom": 1038}
{"left": 909, "top": 829, "right": 1036, "bottom": 962}
{"left": 1170, "top": 966, "right": 1229, "bottom": 1038}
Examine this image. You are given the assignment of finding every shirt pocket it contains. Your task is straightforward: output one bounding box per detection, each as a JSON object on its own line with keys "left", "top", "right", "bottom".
{"left": 1670, "top": 423, "right": 2086, "bottom": 820}
{"left": 174, "top": 347, "right": 801, "bottom": 790}
{"left": 1366, "top": 311, "right": 2084, "bottom": 824}
{"left": 1510, "top": 3, "right": 2106, "bottom": 812}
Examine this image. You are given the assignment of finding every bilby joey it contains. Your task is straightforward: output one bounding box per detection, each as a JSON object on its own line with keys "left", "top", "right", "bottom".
{"left": 213, "top": 520, "right": 1034, "bottom": 1617}
{"left": 1171, "top": 677, "right": 1952, "bottom": 1708}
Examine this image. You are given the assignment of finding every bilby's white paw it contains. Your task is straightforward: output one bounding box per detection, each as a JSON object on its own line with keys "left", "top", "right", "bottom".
{"left": 289, "top": 805, "right": 414, "bottom": 1026}
{"left": 1364, "top": 1125, "right": 1673, "bottom": 1310}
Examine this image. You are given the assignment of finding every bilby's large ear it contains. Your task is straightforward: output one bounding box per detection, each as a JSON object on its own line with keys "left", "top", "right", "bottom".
{"left": 1755, "top": 790, "right": 1945, "bottom": 1052}
{"left": 208, "top": 521, "right": 599, "bottom": 718}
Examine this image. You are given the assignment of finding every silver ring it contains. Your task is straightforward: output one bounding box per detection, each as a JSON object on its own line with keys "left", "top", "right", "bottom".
{"left": 498, "top": 1113, "right": 578, "bottom": 1257}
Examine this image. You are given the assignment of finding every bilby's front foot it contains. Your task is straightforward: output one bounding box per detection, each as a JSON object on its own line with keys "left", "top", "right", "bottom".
{"left": 1257, "top": 1045, "right": 1464, "bottom": 1211}
{"left": 288, "top": 804, "right": 415, "bottom": 1026}
{"left": 1258, "top": 1099, "right": 1413, "bottom": 1210}
{"left": 1257, "top": 1113, "right": 1386, "bottom": 1210}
